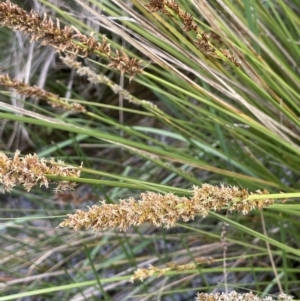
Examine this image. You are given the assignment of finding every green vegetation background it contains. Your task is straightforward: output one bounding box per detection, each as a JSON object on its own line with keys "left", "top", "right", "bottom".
{"left": 0, "top": 0, "right": 299, "bottom": 300}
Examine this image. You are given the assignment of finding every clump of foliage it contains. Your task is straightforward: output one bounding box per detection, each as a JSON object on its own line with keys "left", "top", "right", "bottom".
{"left": 0, "top": 0, "right": 299, "bottom": 300}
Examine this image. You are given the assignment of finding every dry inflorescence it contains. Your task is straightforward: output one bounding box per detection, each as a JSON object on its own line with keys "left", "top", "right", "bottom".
{"left": 0, "top": 150, "right": 82, "bottom": 192}
{"left": 145, "top": 0, "right": 240, "bottom": 67}
{"left": 0, "top": 74, "right": 86, "bottom": 113}
{"left": 196, "top": 291, "right": 293, "bottom": 301}
{"left": 0, "top": 1, "right": 143, "bottom": 80}
{"left": 59, "top": 184, "right": 274, "bottom": 232}
{"left": 131, "top": 257, "right": 215, "bottom": 282}
{"left": 61, "top": 55, "right": 158, "bottom": 110}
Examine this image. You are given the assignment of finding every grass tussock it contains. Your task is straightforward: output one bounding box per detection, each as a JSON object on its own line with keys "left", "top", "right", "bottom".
{"left": 0, "top": 0, "right": 299, "bottom": 300}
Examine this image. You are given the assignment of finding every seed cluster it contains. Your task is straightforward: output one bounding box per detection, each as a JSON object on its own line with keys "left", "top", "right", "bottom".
{"left": 0, "top": 150, "right": 82, "bottom": 192}
{"left": 59, "top": 184, "right": 274, "bottom": 232}
{"left": 0, "top": 1, "right": 143, "bottom": 79}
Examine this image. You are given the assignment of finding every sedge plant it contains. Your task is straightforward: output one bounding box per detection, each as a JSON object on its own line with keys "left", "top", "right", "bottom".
{"left": 0, "top": 0, "right": 299, "bottom": 300}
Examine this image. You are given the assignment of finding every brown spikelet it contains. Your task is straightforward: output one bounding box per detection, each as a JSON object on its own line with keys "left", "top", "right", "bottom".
{"left": 0, "top": 1, "right": 143, "bottom": 79}
{"left": 108, "top": 49, "right": 144, "bottom": 81}
{"left": 0, "top": 74, "right": 86, "bottom": 113}
{"left": 144, "top": 0, "right": 165, "bottom": 13}
{"left": 0, "top": 1, "right": 111, "bottom": 56}
{"left": 144, "top": 0, "right": 240, "bottom": 66}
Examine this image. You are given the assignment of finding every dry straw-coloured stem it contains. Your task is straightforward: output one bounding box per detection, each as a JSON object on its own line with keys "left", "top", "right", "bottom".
{"left": 59, "top": 184, "right": 274, "bottom": 232}
{"left": 196, "top": 291, "right": 293, "bottom": 301}
{"left": 0, "top": 150, "right": 82, "bottom": 192}
{"left": 0, "top": 1, "right": 143, "bottom": 80}
{"left": 145, "top": 0, "right": 240, "bottom": 67}
{"left": 0, "top": 74, "right": 86, "bottom": 113}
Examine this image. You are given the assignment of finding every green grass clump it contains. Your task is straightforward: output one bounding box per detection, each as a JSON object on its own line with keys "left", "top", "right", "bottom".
{"left": 0, "top": 0, "right": 299, "bottom": 300}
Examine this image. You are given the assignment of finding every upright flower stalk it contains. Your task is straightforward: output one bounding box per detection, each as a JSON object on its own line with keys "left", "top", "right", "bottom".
{"left": 59, "top": 184, "right": 274, "bottom": 232}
